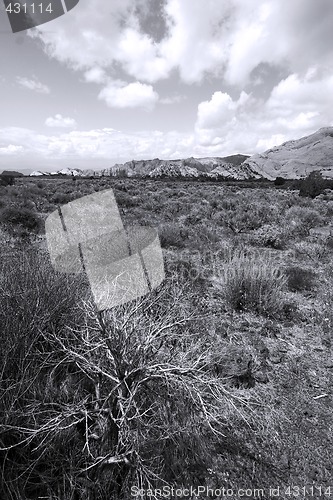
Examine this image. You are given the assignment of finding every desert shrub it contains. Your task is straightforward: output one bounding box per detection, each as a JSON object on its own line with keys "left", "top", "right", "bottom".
{"left": 15, "top": 197, "right": 37, "bottom": 211}
{"left": 221, "top": 198, "right": 282, "bottom": 234}
{"left": 284, "top": 206, "right": 323, "bottom": 236}
{"left": 0, "top": 175, "right": 15, "bottom": 186}
{"left": 50, "top": 192, "right": 73, "bottom": 204}
{"left": 222, "top": 205, "right": 263, "bottom": 233}
{"left": 281, "top": 300, "right": 299, "bottom": 320}
{"left": 0, "top": 250, "right": 248, "bottom": 498}
{"left": 198, "top": 224, "right": 220, "bottom": 244}
{"left": 211, "top": 209, "right": 229, "bottom": 226}
{"left": 114, "top": 190, "right": 137, "bottom": 208}
{"left": 185, "top": 212, "right": 202, "bottom": 225}
{"left": 285, "top": 266, "right": 316, "bottom": 292}
{"left": 4, "top": 186, "right": 20, "bottom": 197}
{"left": 274, "top": 176, "right": 286, "bottom": 186}
{"left": 0, "top": 205, "right": 43, "bottom": 235}
{"left": 250, "top": 224, "right": 286, "bottom": 249}
{"left": 0, "top": 249, "right": 91, "bottom": 499}
{"left": 326, "top": 235, "right": 333, "bottom": 249}
{"left": 24, "top": 183, "right": 46, "bottom": 196}
{"left": 164, "top": 256, "right": 209, "bottom": 300}
{"left": 220, "top": 197, "right": 238, "bottom": 211}
{"left": 288, "top": 179, "right": 302, "bottom": 190}
{"left": 42, "top": 202, "right": 58, "bottom": 214}
{"left": 299, "top": 171, "right": 327, "bottom": 198}
{"left": 323, "top": 201, "right": 333, "bottom": 217}
{"left": 187, "top": 224, "right": 220, "bottom": 250}
{"left": 316, "top": 189, "right": 333, "bottom": 201}
{"left": 293, "top": 241, "right": 327, "bottom": 262}
{"left": 0, "top": 184, "right": 50, "bottom": 214}
{"left": 115, "top": 168, "right": 128, "bottom": 178}
{"left": 113, "top": 181, "right": 127, "bottom": 192}
{"left": 215, "top": 251, "right": 287, "bottom": 317}
{"left": 159, "top": 223, "right": 188, "bottom": 248}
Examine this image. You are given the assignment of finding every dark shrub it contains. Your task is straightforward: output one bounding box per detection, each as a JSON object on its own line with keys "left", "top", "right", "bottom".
{"left": 0, "top": 206, "right": 43, "bottom": 234}
{"left": 0, "top": 249, "right": 90, "bottom": 499}
{"left": 206, "top": 345, "right": 254, "bottom": 388}
{"left": 50, "top": 192, "right": 73, "bottom": 204}
{"left": 114, "top": 182, "right": 128, "bottom": 192}
{"left": 117, "top": 168, "right": 128, "bottom": 178}
{"left": 299, "top": 171, "right": 327, "bottom": 198}
{"left": 326, "top": 235, "right": 333, "bottom": 249}
{"left": 159, "top": 223, "right": 188, "bottom": 248}
{"left": 285, "top": 266, "right": 316, "bottom": 292}
{"left": 274, "top": 176, "right": 286, "bottom": 186}
{"left": 114, "top": 191, "right": 136, "bottom": 207}
{"left": 282, "top": 300, "right": 298, "bottom": 320}
{"left": 0, "top": 175, "right": 15, "bottom": 186}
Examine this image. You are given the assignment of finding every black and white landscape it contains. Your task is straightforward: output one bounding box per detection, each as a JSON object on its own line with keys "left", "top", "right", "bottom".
{"left": 1, "top": 1, "right": 333, "bottom": 499}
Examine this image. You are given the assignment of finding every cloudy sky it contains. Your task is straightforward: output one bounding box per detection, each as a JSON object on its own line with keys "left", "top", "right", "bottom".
{"left": 0, "top": 0, "right": 333, "bottom": 172}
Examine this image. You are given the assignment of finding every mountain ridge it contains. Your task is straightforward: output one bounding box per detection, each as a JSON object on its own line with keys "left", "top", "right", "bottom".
{"left": 30, "top": 155, "right": 258, "bottom": 180}
{"left": 26, "top": 127, "right": 333, "bottom": 180}
{"left": 243, "top": 127, "right": 333, "bottom": 180}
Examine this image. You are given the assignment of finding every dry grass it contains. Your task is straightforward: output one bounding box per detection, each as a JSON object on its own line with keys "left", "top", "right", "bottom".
{"left": 214, "top": 250, "right": 287, "bottom": 317}
{"left": 1, "top": 177, "right": 332, "bottom": 498}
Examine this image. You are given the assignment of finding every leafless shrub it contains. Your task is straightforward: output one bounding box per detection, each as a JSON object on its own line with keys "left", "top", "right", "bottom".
{"left": 0, "top": 249, "right": 251, "bottom": 499}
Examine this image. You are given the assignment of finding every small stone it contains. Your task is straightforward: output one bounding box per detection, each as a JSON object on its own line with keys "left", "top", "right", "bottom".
{"left": 254, "top": 372, "right": 269, "bottom": 383}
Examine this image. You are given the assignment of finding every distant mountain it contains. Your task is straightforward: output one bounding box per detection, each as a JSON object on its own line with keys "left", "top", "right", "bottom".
{"left": 51, "top": 168, "right": 84, "bottom": 176}
{"left": 30, "top": 171, "right": 47, "bottom": 176}
{"left": 94, "top": 156, "right": 258, "bottom": 180}
{"left": 1, "top": 170, "right": 24, "bottom": 177}
{"left": 29, "top": 156, "right": 258, "bottom": 180}
{"left": 28, "top": 128, "right": 333, "bottom": 181}
{"left": 244, "top": 127, "right": 333, "bottom": 179}
{"left": 30, "top": 168, "right": 84, "bottom": 177}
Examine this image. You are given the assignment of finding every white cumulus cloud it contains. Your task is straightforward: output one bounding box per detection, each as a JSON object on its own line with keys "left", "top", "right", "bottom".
{"left": 0, "top": 126, "right": 194, "bottom": 165}
{"left": 16, "top": 76, "right": 50, "bottom": 94}
{"left": 160, "top": 94, "right": 186, "bottom": 105}
{"left": 0, "top": 144, "right": 24, "bottom": 155}
{"left": 45, "top": 114, "right": 77, "bottom": 128}
{"left": 98, "top": 81, "right": 159, "bottom": 109}
{"left": 26, "top": 0, "right": 333, "bottom": 87}
{"left": 195, "top": 69, "right": 333, "bottom": 155}
{"left": 83, "top": 67, "right": 108, "bottom": 84}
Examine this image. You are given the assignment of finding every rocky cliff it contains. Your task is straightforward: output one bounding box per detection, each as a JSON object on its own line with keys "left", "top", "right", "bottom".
{"left": 94, "top": 155, "right": 258, "bottom": 180}
{"left": 243, "top": 127, "right": 333, "bottom": 180}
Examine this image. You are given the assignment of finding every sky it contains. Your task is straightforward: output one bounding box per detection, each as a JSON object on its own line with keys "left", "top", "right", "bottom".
{"left": 0, "top": 0, "right": 333, "bottom": 172}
